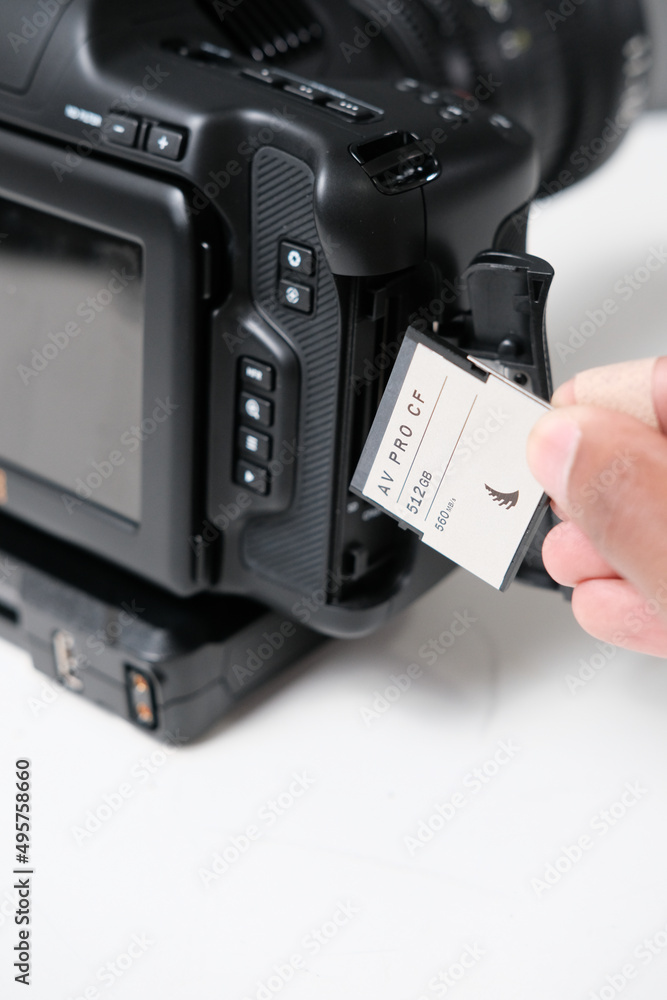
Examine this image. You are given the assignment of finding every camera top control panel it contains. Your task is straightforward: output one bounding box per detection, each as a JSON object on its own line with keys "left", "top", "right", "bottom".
{"left": 93, "top": 44, "right": 390, "bottom": 166}
{"left": 239, "top": 65, "right": 382, "bottom": 123}
{"left": 164, "top": 40, "right": 384, "bottom": 123}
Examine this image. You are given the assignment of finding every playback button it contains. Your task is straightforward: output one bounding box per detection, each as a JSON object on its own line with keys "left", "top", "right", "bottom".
{"left": 236, "top": 461, "right": 269, "bottom": 496}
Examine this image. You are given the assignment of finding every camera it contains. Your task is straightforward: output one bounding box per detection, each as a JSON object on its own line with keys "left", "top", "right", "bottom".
{"left": 0, "top": 0, "right": 652, "bottom": 652}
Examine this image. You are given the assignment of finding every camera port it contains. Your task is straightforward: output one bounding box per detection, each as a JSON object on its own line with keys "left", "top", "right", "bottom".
{"left": 125, "top": 667, "right": 157, "bottom": 730}
{"left": 52, "top": 630, "right": 84, "bottom": 693}
{"left": 0, "top": 598, "right": 19, "bottom": 624}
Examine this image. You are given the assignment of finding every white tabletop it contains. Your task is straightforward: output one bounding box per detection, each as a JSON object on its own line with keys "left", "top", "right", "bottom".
{"left": 1, "top": 112, "right": 667, "bottom": 1000}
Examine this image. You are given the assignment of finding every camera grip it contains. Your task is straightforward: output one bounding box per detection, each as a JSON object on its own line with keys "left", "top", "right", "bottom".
{"left": 245, "top": 148, "right": 341, "bottom": 595}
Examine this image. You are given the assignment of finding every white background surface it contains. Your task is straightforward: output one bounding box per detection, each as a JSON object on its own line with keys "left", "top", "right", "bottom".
{"left": 1, "top": 112, "right": 667, "bottom": 1000}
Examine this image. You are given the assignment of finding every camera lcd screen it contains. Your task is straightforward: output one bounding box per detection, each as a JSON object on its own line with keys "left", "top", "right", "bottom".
{"left": 0, "top": 198, "right": 144, "bottom": 522}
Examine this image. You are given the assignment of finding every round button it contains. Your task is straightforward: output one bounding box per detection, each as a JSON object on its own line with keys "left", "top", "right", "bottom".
{"left": 499, "top": 338, "right": 521, "bottom": 358}
{"left": 245, "top": 398, "right": 261, "bottom": 421}
{"left": 287, "top": 249, "right": 302, "bottom": 269}
{"left": 439, "top": 105, "right": 469, "bottom": 122}
{"left": 490, "top": 113, "right": 513, "bottom": 130}
{"left": 420, "top": 90, "right": 443, "bottom": 106}
{"left": 285, "top": 286, "right": 301, "bottom": 306}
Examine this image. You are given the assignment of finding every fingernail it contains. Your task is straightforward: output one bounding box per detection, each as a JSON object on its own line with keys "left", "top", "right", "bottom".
{"left": 527, "top": 410, "right": 582, "bottom": 509}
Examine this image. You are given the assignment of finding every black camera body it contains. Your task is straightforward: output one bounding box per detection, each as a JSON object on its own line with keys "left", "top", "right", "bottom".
{"left": 0, "top": 0, "right": 650, "bottom": 640}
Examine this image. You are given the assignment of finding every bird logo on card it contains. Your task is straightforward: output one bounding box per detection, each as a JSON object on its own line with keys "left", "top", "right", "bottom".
{"left": 485, "top": 485, "right": 519, "bottom": 509}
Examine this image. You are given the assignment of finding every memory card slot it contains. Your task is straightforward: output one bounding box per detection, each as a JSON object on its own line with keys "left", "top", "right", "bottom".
{"left": 328, "top": 277, "right": 416, "bottom": 602}
{"left": 347, "top": 289, "right": 396, "bottom": 483}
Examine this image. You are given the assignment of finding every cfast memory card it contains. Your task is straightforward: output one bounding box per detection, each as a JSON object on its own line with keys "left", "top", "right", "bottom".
{"left": 351, "top": 327, "right": 552, "bottom": 591}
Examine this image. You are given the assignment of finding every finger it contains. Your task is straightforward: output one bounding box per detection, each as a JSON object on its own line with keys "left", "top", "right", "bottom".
{"left": 550, "top": 499, "right": 570, "bottom": 522}
{"left": 552, "top": 356, "right": 667, "bottom": 433}
{"left": 542, "top": 520, "right": 619, "bottom": 587}
{"left": 654, "top": 356, "right": 667, "bottom": 434}
{"left": 527, "top": 405, "right": 667, "bottom": 621}
{"left": 551, "top": 380, "right": 576, "bottom": 407}
{"left": 571, "top": 577, "right": 667, "bottom": 657}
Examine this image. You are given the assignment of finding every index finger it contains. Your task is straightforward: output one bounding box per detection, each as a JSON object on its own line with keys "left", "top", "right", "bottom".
{"left": 551, "top": 356, "right": 667, "bottom": 433}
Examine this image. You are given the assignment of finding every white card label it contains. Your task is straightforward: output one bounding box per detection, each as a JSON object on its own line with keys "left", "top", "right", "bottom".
{"left": 351, "top": 329, "right": 551, "bottom": 590}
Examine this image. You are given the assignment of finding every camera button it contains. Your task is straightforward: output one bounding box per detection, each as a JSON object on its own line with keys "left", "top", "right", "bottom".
{"left": 146, "top": 125, "right": 186, "bottom": 160}
{"left": 240, "top": 393, "right": 273, "bottom": 428}
{"left": 236, "top": 461, "right": 270, "bottom": 496}
{"left": 105, "top": 115, "right": 140, "bottom": 147}
{"left": 490, "top": 114, "right": 513, "bottom": 130}
{"left": 241, "top": 358, "right": 275, "bottom": 392}
{"left": 239, "top": 428, "right": 272, "bottom": 462}
{"left": 283, "top": 82, "right": 328, "bottom": 103}
{"left": 280, "top": 242, "right": 315, "bottom": 276}
{"left": 438, "top": 105, "right": 470, "bottom": 123}
{"left": 241, "top": 67, "right": 284, "bottom": 86}
{"left": 279, "top": 280, "right": 313, "bottom": 314}
{"left": 419, "top": 90, "right": 444, "bottom": 106}
{"left": 324, "top": 99, "right": 373, "bottom": 121}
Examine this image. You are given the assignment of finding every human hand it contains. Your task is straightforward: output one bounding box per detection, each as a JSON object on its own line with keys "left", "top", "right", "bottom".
{"left": 527, "top": 357, "right": 667, "bottom": 656}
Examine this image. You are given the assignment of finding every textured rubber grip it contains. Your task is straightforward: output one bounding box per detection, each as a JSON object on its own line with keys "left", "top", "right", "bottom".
{"left": 245, "top": 148, "right": 342, "bottom": 594}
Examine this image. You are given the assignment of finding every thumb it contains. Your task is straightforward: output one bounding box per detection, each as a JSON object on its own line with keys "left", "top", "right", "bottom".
{"left": 527, "top": 405, "right": 667, "bottom": 616}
